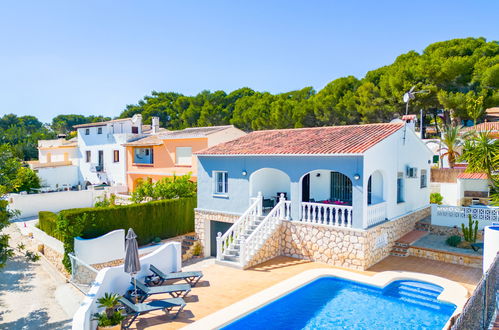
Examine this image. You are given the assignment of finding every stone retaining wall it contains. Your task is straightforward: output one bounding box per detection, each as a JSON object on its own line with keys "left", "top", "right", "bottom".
{"left": 364, "top": 207, "right": 431, "bottom": 268}
{"left": 245, "top": 227, "right": 282, "bottom": 269}
{"left": 245, "top": 207, "right": 431, "bottom": 271}
{"left": 408, "top": 246, "right": 482, "bottom": 268}
{"left": 428, "top": 224, "right": 484, "bottom": 241}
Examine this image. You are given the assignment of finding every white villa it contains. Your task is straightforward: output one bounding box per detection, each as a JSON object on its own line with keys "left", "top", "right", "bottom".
{"left": 194, "top": 123, "right": 434, "bottom": 270}
{"left": 28, "top": 137, "right": 80, "bottom": 190}
{"left": 74, "top": 114, "right": 151, "bottom": 188}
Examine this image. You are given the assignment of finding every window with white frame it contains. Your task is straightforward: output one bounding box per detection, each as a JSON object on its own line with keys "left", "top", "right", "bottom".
{"left": 175, "top": 147, "right": 192, "bottom": 166}
{"left": 420, "top": 169, "right": 427, "bottom": 188}
{"left": 213, "top": 171, "right": 228, "bottom": 195}
{"left": 397, "top": 172, "right": 404, "bottom": 203}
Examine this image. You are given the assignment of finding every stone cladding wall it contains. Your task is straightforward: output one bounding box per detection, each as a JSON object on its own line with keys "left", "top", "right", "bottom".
{"left": 408, "top": 247, "right": 482, "bottom": 268}
{"left": 196, "top": 207, "right": 430, "bottom": 271}
{"left": 194, "top": 209, "right": 239, "bottom": 252}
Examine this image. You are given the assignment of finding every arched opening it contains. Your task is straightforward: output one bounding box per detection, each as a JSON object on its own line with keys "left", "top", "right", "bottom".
{"left": 367, "top": 170, "right": 384, "bottom": 205}
{"left": 301, "top": 170, "right": 352, "bottom": 204}
{"left": 249, "top": 168, "right": 291, "bottom": 208}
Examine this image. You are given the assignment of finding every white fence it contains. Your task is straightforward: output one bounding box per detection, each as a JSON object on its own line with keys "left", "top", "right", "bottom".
{"left": 8, "top": 190, "right": 105, "bottom": 219}
{"left": 74, "top": 229, "right": 125, "bottom": 265}
{"left": 431, "top": 204, "right": 499, "bottom": 230}
{"left": 72, "top": 241, "right": 182, "bottom": 330}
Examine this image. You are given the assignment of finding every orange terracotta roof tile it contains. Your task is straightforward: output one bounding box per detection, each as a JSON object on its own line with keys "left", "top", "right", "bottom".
{"left": 463, "top": 122, "right": 499, "bottom": 132}
{"left": 457, "top": 172, "right": 488, "bottom": 180}
{"left": 197, "top": 123, "right": 404, "bottom": 155}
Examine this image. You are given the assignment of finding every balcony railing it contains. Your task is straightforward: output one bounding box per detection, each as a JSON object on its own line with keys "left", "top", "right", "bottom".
{"left": 300, "top": 202, "right": 352, "bottom": 227}
{"left": 366, "top": 202, "right": 387, "bottom": 227}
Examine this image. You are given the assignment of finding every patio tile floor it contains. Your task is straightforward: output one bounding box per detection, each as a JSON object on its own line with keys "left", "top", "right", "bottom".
{"left": 128, "top": 256, "right": 482, "bottom": 330}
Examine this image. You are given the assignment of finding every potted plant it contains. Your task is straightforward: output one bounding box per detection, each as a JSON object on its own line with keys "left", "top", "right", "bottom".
{"left": 93, "top": 293, "right": 124, "bottom": 330}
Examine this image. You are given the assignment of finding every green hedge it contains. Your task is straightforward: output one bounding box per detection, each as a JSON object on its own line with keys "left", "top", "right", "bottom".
{"left": 38, "top": 197, "right": 196, "bottom": 271}
{"left": 38, "top": 211, "right": 65, "bottom": 241}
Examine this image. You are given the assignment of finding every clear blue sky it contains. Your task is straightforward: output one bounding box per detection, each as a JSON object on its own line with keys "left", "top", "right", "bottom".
{"left": 0, "top": 0, "right": 498, "bottom": 123}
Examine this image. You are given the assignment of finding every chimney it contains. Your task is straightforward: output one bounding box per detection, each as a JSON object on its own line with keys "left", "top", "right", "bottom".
{"left": 152, "top": 117, "right": 160, "bottom": 134}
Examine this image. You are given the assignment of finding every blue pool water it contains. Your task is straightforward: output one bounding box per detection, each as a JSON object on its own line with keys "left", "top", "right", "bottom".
{"left": 222, "top": 277, "right": 456, "bottom": 330}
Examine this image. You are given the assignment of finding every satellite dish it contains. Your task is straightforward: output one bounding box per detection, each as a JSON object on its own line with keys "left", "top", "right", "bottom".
{"left": 403, "top": 93, "right": 410, "bottom": 103}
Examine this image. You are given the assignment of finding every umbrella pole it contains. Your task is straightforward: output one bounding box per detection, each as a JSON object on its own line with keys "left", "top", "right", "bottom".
{"left": 133, "top": 275, "right": 137, "bottom": 303}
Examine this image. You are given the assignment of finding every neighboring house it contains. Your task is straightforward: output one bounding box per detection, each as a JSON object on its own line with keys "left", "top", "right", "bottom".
{"left": 485, "top": 107, "right": 499, "bottom": 122}
{"left": 430, "top": 169, "right": 490, "bottom": 206}
{"left": 28, "top": 138, "right": 79, "bottom": 189}
{"left": 74, "top": 114, "right": 147, "bottom": 188}
{"left": 123, "top": 125, "right": 246, "bottom": 191}
{"left": 194, "top": 123, "right": 433, "bottom": 270}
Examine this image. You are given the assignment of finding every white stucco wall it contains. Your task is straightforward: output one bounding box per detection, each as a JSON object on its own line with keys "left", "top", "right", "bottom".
{"left": 72, "top": 242, "right": 182, "bottom": 330}
{"left": 309, "top": 170, "right": 331, "bottom": 201}
{"left": 363, "top": 127, "right": 433, "bottom": 220}
{"left": 77, "top": 118, "right": 143, "bottom": 186}
{"left": 439, "top": 182, "right": 459, "bottom": 205}
{"left": 39, "top": 147, "right": 78, "bottom": 165}
{"left": 36, "top": 165, "right": 80, "bottom": 189}
{"left": 249, "top": 168, "right": 291, "bottom": 199}
{"left": 74, "top": 229, "right": 125, "bottom": 264}
{"left": 8, "top": 190, "right": 105, "bottom": 219}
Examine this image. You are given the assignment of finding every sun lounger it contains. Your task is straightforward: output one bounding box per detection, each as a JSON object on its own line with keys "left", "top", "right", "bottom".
{"left": 146, "top": 264, "right": 203, "bottom": 287}
{"left": 132, "top": 279, "right": 191, "bottom": 301}
{"left": 119, "top": 296, "right": 186, "bottom": 328}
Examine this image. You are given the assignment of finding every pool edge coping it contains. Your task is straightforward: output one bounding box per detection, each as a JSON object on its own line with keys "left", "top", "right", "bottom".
{"left": 181, "top": 268, "right": 469, "bottom": 330}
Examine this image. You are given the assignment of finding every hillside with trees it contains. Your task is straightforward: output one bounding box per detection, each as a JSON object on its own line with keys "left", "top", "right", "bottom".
{"left": 119, "top": 37, "right": 499, "bottom": 131}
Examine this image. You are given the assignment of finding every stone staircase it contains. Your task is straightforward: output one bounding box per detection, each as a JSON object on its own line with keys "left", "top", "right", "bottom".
{"left": 217, "top": 196, "right": 291, "bottom": 268}
{"left": 390, "top": 229, "right": 429, "bottom": 257}
{"left": 414, "top": 217, "right": 431, "bottom": 232}
{"left": 217, "top": 215, "right": 265, "bottom": 266}
{"left": 181, "top": 234, "right": 199, "bottom": 256}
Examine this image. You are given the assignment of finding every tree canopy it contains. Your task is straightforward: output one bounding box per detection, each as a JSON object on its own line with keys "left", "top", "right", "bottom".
{"left": 119, "top": 37, "right": 499, "bottom": 130}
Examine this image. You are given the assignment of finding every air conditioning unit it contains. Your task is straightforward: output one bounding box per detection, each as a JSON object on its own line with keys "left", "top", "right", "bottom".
{"left": 406, "top": 166, "right": 418, "bottom": 178}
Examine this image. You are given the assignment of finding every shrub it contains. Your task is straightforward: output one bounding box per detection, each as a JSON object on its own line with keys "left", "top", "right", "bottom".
{"left": 446, "top": 235, "right": 461, "bottom": 247}
{"left": 57, "top": 196, "right": 196, "bottom": 271}
{"left": 430, "top": 193, "right": 444, "bottom": 205}
{"left": 94, "top": 194, "right": 117, "bottom": 208}
{"left": 13, "top": 167, "right": 40, "bottom": 193}
{"left": 38, "top": 211, "right": 64, "bottom": 241}
{"left": 131, "top": 174, "right": 196, "bottom": 203}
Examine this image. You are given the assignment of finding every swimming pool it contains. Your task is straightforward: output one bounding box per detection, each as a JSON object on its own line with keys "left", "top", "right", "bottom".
{"left": 222, "top": 277, "right": 456, "bottom": 330}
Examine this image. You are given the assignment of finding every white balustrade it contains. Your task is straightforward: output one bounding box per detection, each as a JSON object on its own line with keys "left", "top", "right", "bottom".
{"left": 432, "top": 204, "right": 499, "bottom": 230}
{"left": 366, "top": 202, "right": 387, "bottom": 228}
{"left": 240, "top": 196, "right": 291, "bottom": 266}
{"left": 216, "top": 194, "right": 262, "bottom": 261}
{"left": 300, "top": 202, "right": 353, "bottom": 228}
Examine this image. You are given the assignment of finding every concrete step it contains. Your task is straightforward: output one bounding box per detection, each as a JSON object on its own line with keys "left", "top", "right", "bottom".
{"left": 224, "top": 248, "right": 240, "bottom": 256}
{"left": 222, "top": 254, "right": 240, "bottom": 263}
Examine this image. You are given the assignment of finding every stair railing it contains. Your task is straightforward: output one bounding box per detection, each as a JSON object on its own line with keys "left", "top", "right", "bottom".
{"left": 216, "top": 192, "right": 263, "bottom": 261}
{"left": 240, "top": 194, "right": 291, "bottom": 266}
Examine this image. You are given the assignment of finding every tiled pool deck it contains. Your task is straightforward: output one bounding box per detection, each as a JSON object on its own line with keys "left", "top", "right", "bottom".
{"left": 127, "top": 256, "right": 482, "bottom": 330}
{"left": 411, "top": 234, "right": 483, "bottom": 257}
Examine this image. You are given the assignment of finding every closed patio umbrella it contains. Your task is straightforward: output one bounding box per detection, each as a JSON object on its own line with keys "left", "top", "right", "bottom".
{"left": 125, "top": 228, "right": 141, "bottom": 301}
